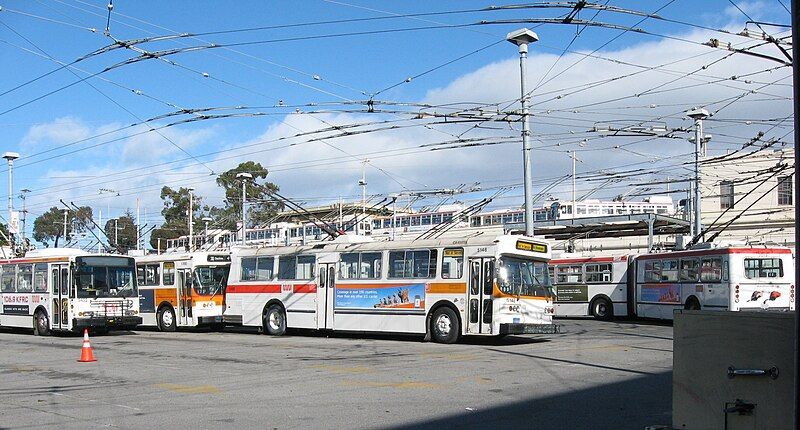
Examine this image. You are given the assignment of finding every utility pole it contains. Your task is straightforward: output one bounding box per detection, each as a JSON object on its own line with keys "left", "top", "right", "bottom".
{"left": 507, "top": 29, "right": 539, "bottom": 236}
{"left": 187, "top": 188, "right": 194, "bottom": 251}
{"left": 98, "top": 208, "right": 103, "bottom": 253}
{"left": 570, "top": 151, "right": 582, "bottom": 218}
{"left": 236, "top": 172, "right": 253, "bottom": 245}
{"left": 19, "top": 189, "right": 29, "bottom": 247}
{"left": 686, "top": 108, "right": 710, "bottom": 240}
{"left": 359, "top": 160, "right": 368, "bottom": 235}
{"left": 136, "top": 199, "right": 141, "bottom": 251}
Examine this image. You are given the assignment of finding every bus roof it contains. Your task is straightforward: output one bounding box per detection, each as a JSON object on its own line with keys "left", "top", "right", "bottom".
{"left": 636, "top": 246, "right": 792, "bottom": 261}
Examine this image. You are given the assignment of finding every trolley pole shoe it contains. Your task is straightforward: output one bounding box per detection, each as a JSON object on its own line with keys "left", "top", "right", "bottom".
{"left": 77, "top": 329, "right": 97, "bottom": 362}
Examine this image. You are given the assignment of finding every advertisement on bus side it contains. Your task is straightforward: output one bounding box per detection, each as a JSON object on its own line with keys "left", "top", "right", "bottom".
{"left": 639, "top": 283, "right": 680, "bottom": 303}
{"left": 554, "top": 285, "right": 588, "bottom": 302}
{"left": 335, "top": 283, "right": 426, "bottom": 309}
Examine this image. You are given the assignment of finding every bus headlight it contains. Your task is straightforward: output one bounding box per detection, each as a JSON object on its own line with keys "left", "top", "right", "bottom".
{"left": 125, "top": 310, "right": 138, "bottom": 316}
{"left": 78, "top": 311, "right": 94, "bottom": 317}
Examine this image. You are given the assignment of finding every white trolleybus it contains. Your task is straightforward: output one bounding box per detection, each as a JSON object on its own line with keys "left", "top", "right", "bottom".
{"left": 0, "top": 248, "right": 141, "bottom": 335}
{"left": 548, "top": 254, "right": 633, "bottom": 320}
{"left": 223, "top": 235, "right": 558, "bottom": 343}
{"left": 633, "top": 244, "right": 795, "bottom": 320}
{"left": 134, "top": 251, "right": 230, "bottom": 331}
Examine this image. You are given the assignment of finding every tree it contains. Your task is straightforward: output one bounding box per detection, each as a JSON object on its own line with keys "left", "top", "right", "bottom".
{"left": 32, "top": 206, "right": 93, "bottom": 247}
{"left": 148, "top": 186, "right": 206, "bottom": 251}
{"left": 214, "top": 161, "right": 282, "bottom": 230}
{"left": 104, "top": 210, "right": 137, "bottom": 253}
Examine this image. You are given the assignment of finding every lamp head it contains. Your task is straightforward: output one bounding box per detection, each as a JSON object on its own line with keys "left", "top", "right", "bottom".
{"left": 2, "top": 152, "right": 20, "bottom": 161}
{"left": 685, "top": 107, "right": 710, "bottom": 120}
{"left": 507, "top": 28, "right": 539, "bottom": 53}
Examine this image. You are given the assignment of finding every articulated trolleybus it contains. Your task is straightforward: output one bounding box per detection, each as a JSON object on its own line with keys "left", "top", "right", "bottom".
{"left": 135, "top": 251, "right": 230, "bottom": 331}
{"left": 0, "top": 248, "right": 141, "bottom": 335}
{"left": 224, "top": 234, "right": 557, "bottom": 343}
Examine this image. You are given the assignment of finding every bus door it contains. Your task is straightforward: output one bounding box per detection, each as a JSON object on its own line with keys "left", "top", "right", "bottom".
{"left": 51, "top": 264, "right": 70, "bottom": 330}
{"left": 467, "top": 258, "right": 494, "bottom": 334}
{"left": 178, "top": 269, "right": 192, "bottom": 326}
{"left": 317, "top": 264, "right": 335, "bottom": 329}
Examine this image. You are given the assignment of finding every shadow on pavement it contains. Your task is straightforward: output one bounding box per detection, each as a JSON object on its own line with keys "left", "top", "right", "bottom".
{"left": 385, "top": 370, "right": 672, "bottom": 430}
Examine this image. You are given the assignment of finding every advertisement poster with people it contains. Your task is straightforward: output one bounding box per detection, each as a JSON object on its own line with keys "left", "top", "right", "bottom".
{"left": 639, "top": 283, "right": 680, "bottom": 303}
{"left": 335, "top": 283, "right": 426, "bottom": 309}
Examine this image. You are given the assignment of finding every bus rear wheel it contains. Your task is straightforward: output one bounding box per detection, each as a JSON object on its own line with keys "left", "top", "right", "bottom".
{"left": 33, "top": 310, "right": 50, "bottom": 336}
{"left": 590, "top": 297, "right": 613, "bottom": 321}
{"left": 430, "top": 307, "right": 460, "bottom": 344}
{"left": 158, "top": 306, "right": 177, "bottom": 332}
{"left": 263, "top": 305, "right": 286, "bottom": 336}
{"left": 684, "top": 297, "right": 701, "bottom": 311}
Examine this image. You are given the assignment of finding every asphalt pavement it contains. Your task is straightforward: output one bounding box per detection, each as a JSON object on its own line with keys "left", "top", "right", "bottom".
{"left": 0, "top": 319, "right": 673, "bottom": 429}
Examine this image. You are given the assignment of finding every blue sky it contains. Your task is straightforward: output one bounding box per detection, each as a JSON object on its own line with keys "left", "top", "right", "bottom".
{"left": 0, "top": 0, "right": 793, "bottom": 246}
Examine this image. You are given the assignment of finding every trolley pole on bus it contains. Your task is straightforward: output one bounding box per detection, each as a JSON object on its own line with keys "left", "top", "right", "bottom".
{"left": 236, "top": 172, "right": 253, "bottom": 245}
{"left": 686, "top": 108, "right": 710, "bottom": 241}
{"left": 507, "top": 29, "right": 539, "bottom": 236}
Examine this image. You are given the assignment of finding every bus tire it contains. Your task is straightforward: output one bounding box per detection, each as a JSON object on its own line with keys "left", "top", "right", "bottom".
{"left": 33, "top": 310, "right": 50, "bottom": 336}
{"left": 264, "top": 305, "right": 286, "bottom": 336}
{"left": 684, "top": 297, "right": 701, "bottom": 311}
{"left": 430, "top": 307, "right": 460, "bottom": 344}
{"left": 158, "top": 306, "right": 177, "bottom": 332}
{"left": 590, "top": 297, "right": 613, "bottom": 321}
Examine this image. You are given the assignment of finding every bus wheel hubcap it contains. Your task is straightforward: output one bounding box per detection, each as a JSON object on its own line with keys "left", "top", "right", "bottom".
{"left": 436, "top": 315, "right": 451, "bottom": 335}
{"left": 163, "top": 312, "right": 173, "bottom": 327}
{"left": 270, "top": 312, "right": 282, "bottom": 329}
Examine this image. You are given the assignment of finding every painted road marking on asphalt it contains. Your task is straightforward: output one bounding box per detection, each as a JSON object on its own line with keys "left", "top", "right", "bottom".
{"left": 153, "top": 383, "right": 221, "bottom": 394}
{"left": 311, "top": 364, "right": 374, "bottom": 373}
{"left": 342, "top": 381, "right": 440, "bottom": 389}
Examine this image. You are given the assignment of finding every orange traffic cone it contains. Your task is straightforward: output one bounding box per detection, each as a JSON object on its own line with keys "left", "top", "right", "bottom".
{"left": 77, "top": 329, "right": 97, "bottom": 362}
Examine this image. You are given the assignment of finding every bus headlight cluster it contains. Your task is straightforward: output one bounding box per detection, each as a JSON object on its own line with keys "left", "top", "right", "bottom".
{"left": 125, "top": 310, "right": 138, "bottom": 316}
{"left": 77, "top": 311, "right": 94, "bottom": 317}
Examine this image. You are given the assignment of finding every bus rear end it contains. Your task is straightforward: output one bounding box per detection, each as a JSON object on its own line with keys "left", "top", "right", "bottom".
{"left": 731, "top": 248, "right": 795, "bottom": 312}
{"left": 73, "top": 255, "right": 141, "bottom": 331}
{"left": 492, "top": 236, "right": 558, "bottom": 335}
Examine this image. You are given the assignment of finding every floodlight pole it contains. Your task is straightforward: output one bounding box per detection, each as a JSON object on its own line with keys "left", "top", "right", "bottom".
{"left": 791, "top": 0, "right": 799, "bottom": 426}
{"left": 187, "top": 188, "right": 195, "bottom": 252}
{"left": 3, "top": 152, "right": 19, "bottom": 244}
{"left": 507, "top": 29, "right": 539, "bottom": 236}
{"left": 236, "top": 172, "right": 253, "bottom": 245}
{"left": 686, "top": 108, "right": 709, "bottom": 240}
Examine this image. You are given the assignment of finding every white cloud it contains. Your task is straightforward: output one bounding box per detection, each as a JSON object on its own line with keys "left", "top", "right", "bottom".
{"left": 20, "top": 116, "right": 91, "bottom": 148}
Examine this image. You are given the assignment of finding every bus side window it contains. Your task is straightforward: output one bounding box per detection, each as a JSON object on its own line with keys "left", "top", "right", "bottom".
{"left": 441, "top": 248, "right": 464, "bottom": 279}
{"left": 33, "top": 264, "right": 48, "bottom": 293}
{"left": 61, "top": 267, "right": 70, "bottom": 297}
{"left": 1, "top": 265, "right": 16, "bottom": 293}
{"left": 163, "top": 262, "right": 175, "bottom": 285}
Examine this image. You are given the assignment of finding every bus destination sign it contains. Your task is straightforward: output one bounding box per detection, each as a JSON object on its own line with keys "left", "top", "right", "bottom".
{"left": 516, "top": 240, "right": 547, "bottom": 253}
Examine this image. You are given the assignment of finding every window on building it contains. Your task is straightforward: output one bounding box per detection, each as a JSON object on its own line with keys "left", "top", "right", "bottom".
{"left": 720, "top": 181, "right": 734, "bottom": 209}
{"left": 778, "top": 175, "right": 792, "bottom": 206}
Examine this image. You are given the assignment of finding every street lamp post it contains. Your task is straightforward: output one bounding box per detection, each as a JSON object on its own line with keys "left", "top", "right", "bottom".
{"left": 202, "top": 216, "right": 213, "bottom": 247}
{"left": 507, "top": 29, "right": 539, "bottom": 236}
{"left": 686, "top": 108, "right": 710, "bottom": 240}
{"left": 187, "top": 187, "right": 195, "bottom": 251}
{"left": 236, "top": 172, "right": 253, "bottom": 245}
{"left": 3, "top": 152, "right": 19, "bottom": 243}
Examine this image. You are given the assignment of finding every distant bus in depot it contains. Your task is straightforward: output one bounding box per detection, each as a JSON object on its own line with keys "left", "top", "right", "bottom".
{"left": 223, "top": 235, "right": 558, "bottom": 343}
{"left": 633, "top": 244, "right": 795, "bottom": 320}
{"left": 548, "top": 254, "right": 632, "bottom": 320}
{"left": 0, "top": 248, "right": 141, "bottom": 335}
{"left": 548, "top": 243, "right": 795, "bottom": 321}
{"left": 134, "top": 252, "right": 230, "bottom": 331}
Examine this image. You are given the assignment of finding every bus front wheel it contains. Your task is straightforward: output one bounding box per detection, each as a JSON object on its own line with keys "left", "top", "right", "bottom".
{"left": 33, "top": 310, "right": 50, "bottom": 336}
{"left": 263, "top": 305, "right": 286, "bottom": 336}
{"left": 158, "top": 306, "right": 177, "bottom": 332}
{"left": 430, "top": 307, "right": 460, "bottom": 344}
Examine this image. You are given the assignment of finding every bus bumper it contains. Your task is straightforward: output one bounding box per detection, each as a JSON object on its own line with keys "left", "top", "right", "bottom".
{"left": 73, "top": 316, "right": 143, "bottom": 330}
{"left": 499, "top": 323, "right": 560, "bottom": 335}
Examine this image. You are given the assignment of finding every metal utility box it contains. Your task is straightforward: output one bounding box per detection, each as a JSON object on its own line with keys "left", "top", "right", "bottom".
{"left": 673, "top": 310, "right": 794, "bottom": 429}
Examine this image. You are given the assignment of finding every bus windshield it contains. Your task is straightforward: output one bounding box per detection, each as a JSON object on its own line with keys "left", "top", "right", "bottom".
{"left": 75, "top": 256, "right": 137, "bottom": 299}
{"left": 497, "top": 256, "right": 552, "bottom": 297}
{"left": 193, "top": 266, "right": 229, "bottom": 296}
